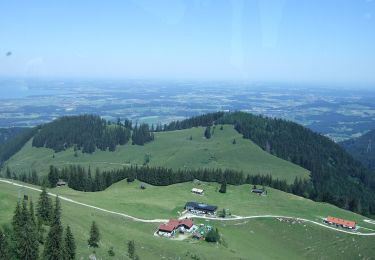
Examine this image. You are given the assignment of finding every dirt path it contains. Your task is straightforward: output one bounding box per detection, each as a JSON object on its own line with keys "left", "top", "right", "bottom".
{"left": 1, "top": 179, "right": 375, "bottom": 236}
{"left": 0, "top": 179, "right": 167, "bottom": 223}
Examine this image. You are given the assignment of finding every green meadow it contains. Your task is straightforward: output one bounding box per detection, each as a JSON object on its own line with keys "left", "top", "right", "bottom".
{"left": 50, "top": 179, "right": 375, "bottom": 232}
{"left": 1, "top": 181, "right": 375, "bottom": 260}
{"left": 4, "top": 125, "right": 309, "bottom": 183}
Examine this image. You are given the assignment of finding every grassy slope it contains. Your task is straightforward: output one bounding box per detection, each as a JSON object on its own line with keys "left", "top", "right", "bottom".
{"left": 4, "top": 125, "right": 309, "bottom": 183}
{"left": 1, "top": 181, "right": 375, "bottom": 260}
{"left": 50, "top": 180, "right": 375, "bottom": 232}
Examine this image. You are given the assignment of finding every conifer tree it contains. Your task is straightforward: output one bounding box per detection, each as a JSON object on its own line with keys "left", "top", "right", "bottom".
{"left": 36, "top": 217, "right": 45, "bottom": 244}
{"left": 63, "top": 225, "right": 76, "bottom": 260}
{"left": 37, "top": 185, "right": 52, "bottom": 224}
{"left": 43, "top": 196, "right": 63, "bottom": 260}
{"left": 127, "top": 240, "right": 136, "bottom": 260}
{"left": 204, "top": 126, "right": 212, "bottom": 139}
{"left": 6, "top": 166, "right": 11, "bottom": 179}
{"left": 219, "top": 180, "right": 227, "bottom": 193}
{"left": 0, "top": 226, "right": 13, "bottom": 260}
{"left": 48, "top": 165, "right": 59, "bottom": 188}
{"left": 0, "top": 228, "right": 6, "bottom": 259}
{"left": 12, "top": 199, "right": 39, "bottom": 260}
{"left": 88, "top": 221, "right": 100, "bottom": 248}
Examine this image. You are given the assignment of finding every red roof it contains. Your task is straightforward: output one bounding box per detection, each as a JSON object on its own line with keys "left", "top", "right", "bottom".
{"left": 326, "top": 216, "right": 356, "bottom": 228}
{"left": 158, "top": 223, "right": 177, "bottom": 232}
{"left": 179, "top": 219, "right": 193, "bottom": 228}
{"left": 158, "top": 219, "right": 193, "bottom": 232}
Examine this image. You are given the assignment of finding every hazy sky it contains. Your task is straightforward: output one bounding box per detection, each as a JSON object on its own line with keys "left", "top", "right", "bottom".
{"left": 1, "top": 0, "right": 374, "bottom": 84}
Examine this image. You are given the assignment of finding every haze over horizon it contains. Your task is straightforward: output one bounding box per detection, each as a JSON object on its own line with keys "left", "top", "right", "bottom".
{"left": 1, "top": 0, "right": 375, "bottom": 84}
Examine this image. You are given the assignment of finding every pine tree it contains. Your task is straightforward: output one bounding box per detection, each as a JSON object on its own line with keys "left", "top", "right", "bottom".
{"left": 63, "top": 225, "right": 76, "bottom": 260}
{"left": 6, "top": 166, "right": 11, "bottom": 179}
{"left": 48, "top": 165, "right": 59, "bottom": 187}
{"left": 43, "top": 196, "right": 63, "bottom": 260}
{"left": 205, "top": 228, "right": 220, "bottom": 243}
{"left": 29, "top": 199, "right": 36, "bottom": 226}
{"left": 127, "top": 240, "right": 135, "bottom": 260}
{"left": 219, "top": 180, "right": 227, "bottom": 193}
{"left": 108, "top": 247, "right": 115, "bottom": 257}
{"left": 0, "top": 228, "right": 8, "bottom": 259}
{"left": 37, "top": 217, "right": 45, "bottom": 244}
{"left": 12, "top": 199, "right": 39, "bottom": 260}
{"left": 204, "top": 126, "right": 211, "bottom": 139}
{"left": 88, "top": 221, "right": 100, "bottom": 248}
{"left": 37, "top": 185, "right": 52, "bottom": 224}
{"left": 0, "top": 225, "right": 14, "bottom": 259}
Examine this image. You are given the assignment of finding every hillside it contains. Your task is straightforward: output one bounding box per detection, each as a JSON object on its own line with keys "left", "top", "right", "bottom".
{"left": 341, "top": 129, "right": 375, "bottom": 171}
{"left": 3, "top": 125, "right": 309, "bottom": 183}
{"left": 0, "top": 127, "right": 27, "bottom": 145}
{"left": 2, "top": 111, "right": 375, "bottom": 216}
{"left": 1, "top": 179, "right": 375, "bottom": 259}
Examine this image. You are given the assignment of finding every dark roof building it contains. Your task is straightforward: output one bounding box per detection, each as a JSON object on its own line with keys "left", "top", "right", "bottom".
{"left": 251, "top": 188, "right": 265, "bottom": 194}
{"left": 185, "top": 202, "right": 217, "bottom": 213}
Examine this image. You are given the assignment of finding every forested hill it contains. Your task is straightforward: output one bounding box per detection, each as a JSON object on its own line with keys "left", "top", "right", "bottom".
{"left": 0, "top": 127, "right": 38, "bottom": 166}
{"left": 31, "top": 115, "right": 153, "bottom": 153}
{"left": 165, "top": 112, "right": 375, "bottom": 216}
{"left": 0, "top": 127, "right": 28, "bottom": 145}
{"left": 340, "top": 129, "right": 375, "bottom": 172}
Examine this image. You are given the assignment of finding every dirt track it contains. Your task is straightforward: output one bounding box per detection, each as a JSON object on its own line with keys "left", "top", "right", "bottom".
{"left": 1, "top": 179, "right": 374, "bottom": 236}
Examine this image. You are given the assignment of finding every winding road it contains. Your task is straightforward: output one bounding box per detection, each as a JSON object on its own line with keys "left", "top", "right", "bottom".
{"left": 1, "top": 179, "right": 375, "bottom": 236}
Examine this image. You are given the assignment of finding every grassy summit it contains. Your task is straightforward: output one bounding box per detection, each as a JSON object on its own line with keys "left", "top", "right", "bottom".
{"left": 4, "top": 125, "right": 309, "bottom": 183}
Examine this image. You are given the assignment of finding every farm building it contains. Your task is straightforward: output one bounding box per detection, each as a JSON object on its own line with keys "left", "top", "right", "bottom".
{"left": 57, "top": 179, "right": 67, "bottom": 187}
{"left": 185, "top": 202, "right": 217, "bottom": 215}
{"left": 324, "top": 216, "right": 356, "bottom": 229}
{"left": 251, "top": 188, "right": 266, "bottom": 195}
{"left": 191, "top": 188, "right": 204, "bottom": 195}
{"left": 157, "top": 219, "right": 194, "bottom": 237}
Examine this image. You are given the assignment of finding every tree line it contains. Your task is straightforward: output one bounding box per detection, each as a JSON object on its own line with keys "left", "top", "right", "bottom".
{"left": 31, "top": 115, "right": 154, "bottom": 153}
{"left": 44, "top": 165, "right": 314, "bottom": 201}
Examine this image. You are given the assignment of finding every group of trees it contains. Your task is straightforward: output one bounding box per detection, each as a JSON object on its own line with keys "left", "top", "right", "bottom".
{"left": 131, "top": 123, "right": 154, "bottom": 145}
{"left": 205, "top": 228, "right": 220, "bottom": 243}
{"left": 161, "top": 112, "right": 225, "bottom": 131}
{"left": 45, "top": 165, "right": 310, "bottom": 201}
{"left": 0, "top": 185, "right": 140, "bottom": 259}
{"left": 31, "top": 115, "right": 138, "bottom": 153}
{"left": 0, "top": 187, "right": 76, "bottom": 260}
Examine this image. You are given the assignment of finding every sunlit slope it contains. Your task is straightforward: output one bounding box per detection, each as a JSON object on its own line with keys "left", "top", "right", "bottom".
{"left": 50, "top": 179, "right": 375, "bottom": 231}
{"left": 1, "top": 181, "right": 375, "bottom": 260}
{"left": 4, "top": 125, "right": 309, "bottom": 183}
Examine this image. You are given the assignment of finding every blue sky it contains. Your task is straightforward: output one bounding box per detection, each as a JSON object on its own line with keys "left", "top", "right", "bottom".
{"left": 0, "top": 0, "right": 374, "bottom": 84}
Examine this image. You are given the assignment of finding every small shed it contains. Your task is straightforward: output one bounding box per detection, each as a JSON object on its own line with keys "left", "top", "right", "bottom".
{"left": 57, "top": 179, "right": 67, "bottom": 187}
{"left": 191, "top": 188, "right": 204, "bottom": 195}
{"left": 251, "top": 188, "right": 266, "bottom": 195}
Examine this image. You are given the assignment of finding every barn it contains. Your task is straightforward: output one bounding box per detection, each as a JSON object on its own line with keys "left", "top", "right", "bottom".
{"left": 324, "top": 216, "right": 356, "bottom": 229}
{"left": 157, "top": 219, "right": 194, "bottom": 236}
{"left": 191, "top": 188, "right": 204, "bottom": 195}
{"left": 185, "top": 202, "right": 217, "bottom": 215}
